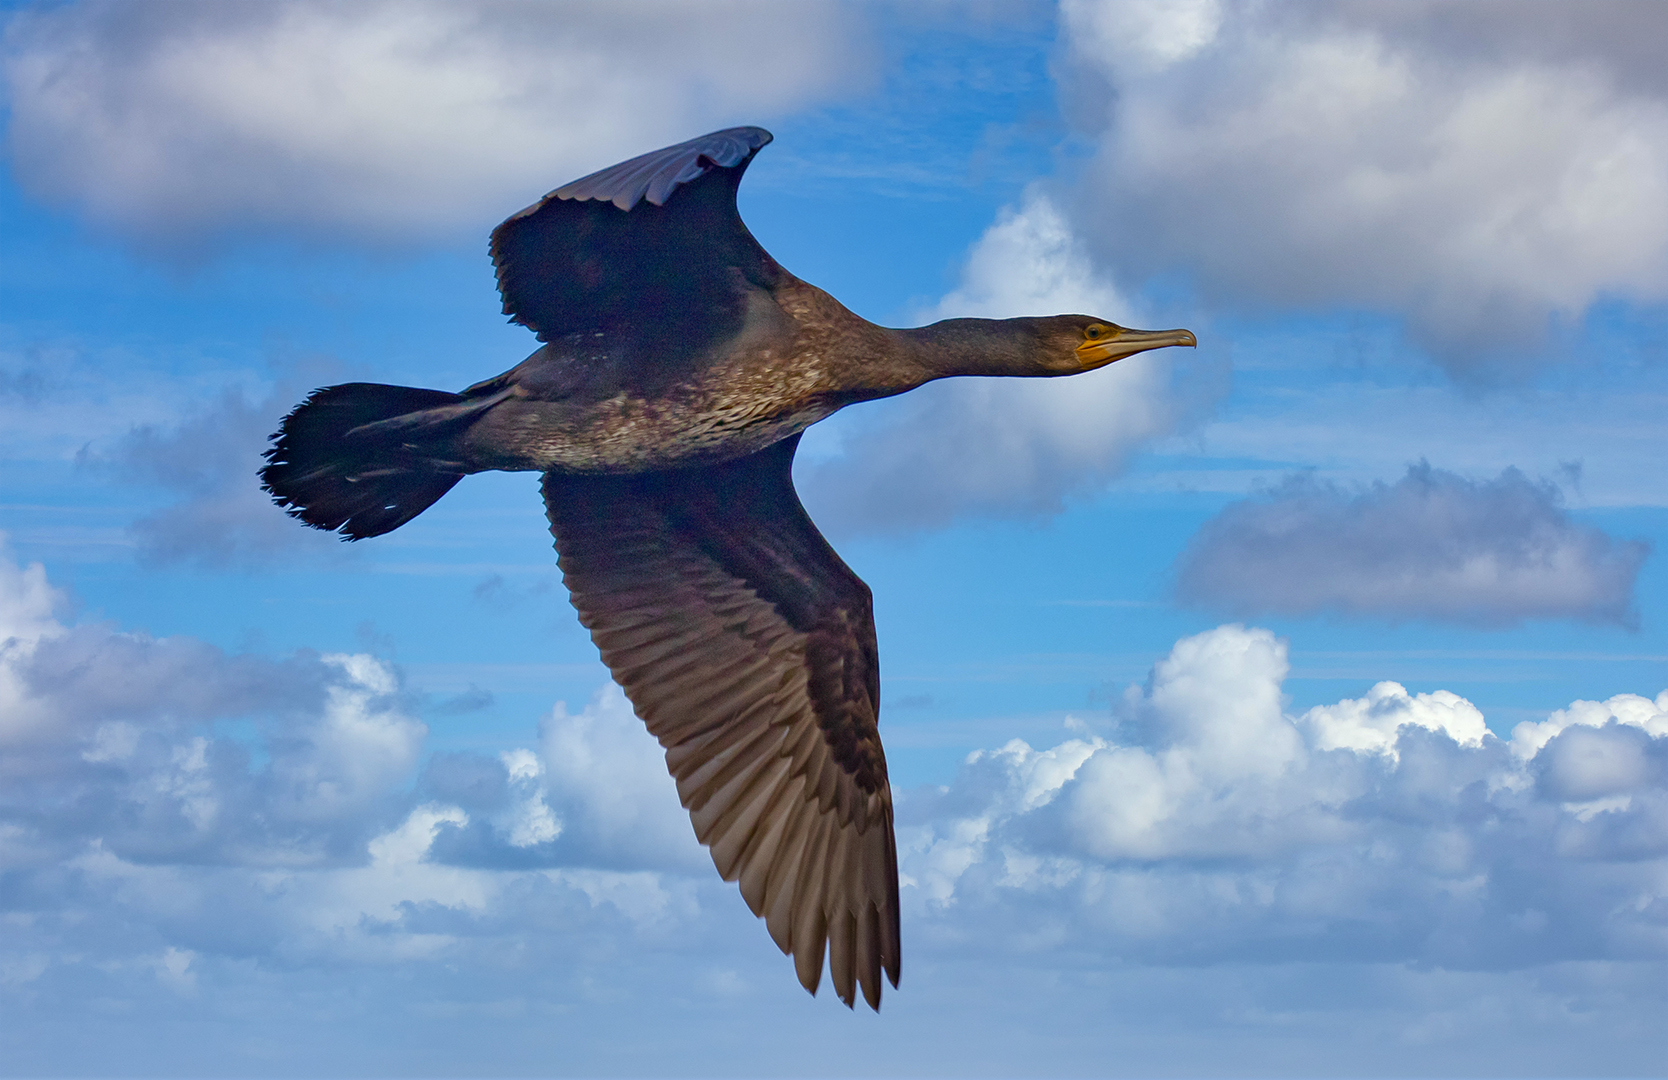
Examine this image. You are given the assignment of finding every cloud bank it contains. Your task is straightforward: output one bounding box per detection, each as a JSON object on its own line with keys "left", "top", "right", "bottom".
{"left": 3, "top": 548, "right": 1664, "bottom": 1072}
{"left": 1, "top": 0, "right": 867, "bottom": 249}
{"left": 800, "top": 192, "right": 1217, "bottom": 533}
{"left": 1057, "top": 0, "right": 1668, "bottom": 372}
{"left": 1173, "top": 464, "right": 1650, "bottom": 626}
{"left": 910, "top": 623, "right": 1666, "bottom": 976}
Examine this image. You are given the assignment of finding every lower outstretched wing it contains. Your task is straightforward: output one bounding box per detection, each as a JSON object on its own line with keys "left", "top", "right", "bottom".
{"left": 542, "top": 435, "right": 899, "bottom": 1010}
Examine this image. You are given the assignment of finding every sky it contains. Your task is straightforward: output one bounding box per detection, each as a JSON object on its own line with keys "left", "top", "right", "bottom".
{"left": 0, "top": 1, "right": 1665, "bottom": 1076}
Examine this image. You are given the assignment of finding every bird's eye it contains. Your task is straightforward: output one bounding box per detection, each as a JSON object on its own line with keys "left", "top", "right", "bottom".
{"left": 1084, "top": 323, "right": 1113, "bottom": 341}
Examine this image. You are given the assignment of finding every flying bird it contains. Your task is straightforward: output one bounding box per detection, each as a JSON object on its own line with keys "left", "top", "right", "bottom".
{"left": 260, "top": 127, "right": 1195, "bottom": 1010}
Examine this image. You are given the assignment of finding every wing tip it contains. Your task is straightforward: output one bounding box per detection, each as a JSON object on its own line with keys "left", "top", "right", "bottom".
{"left": 548, "top": 125, "right": 774, "bottom": 211}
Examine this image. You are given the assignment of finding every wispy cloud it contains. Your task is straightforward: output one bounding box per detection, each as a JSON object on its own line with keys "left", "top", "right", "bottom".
{"left": 78, "top": 384, "right": 347, "bottom": 568}
{"left": 1173, "top": 464, "right": 1650, "bottom": 627}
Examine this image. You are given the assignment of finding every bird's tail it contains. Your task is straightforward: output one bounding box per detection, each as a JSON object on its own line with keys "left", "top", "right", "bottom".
{"left": 260, "top": 382, "right": 474, "bottom": 540}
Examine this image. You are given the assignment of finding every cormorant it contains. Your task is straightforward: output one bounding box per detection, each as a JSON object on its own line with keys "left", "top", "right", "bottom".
{"left": 260, "top": 127, "right": 1196, "bottom": 1011}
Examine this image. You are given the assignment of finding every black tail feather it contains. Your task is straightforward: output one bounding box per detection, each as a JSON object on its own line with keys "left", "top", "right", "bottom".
{"left": 261, "top": 383, "right": 470, "bottom": 540}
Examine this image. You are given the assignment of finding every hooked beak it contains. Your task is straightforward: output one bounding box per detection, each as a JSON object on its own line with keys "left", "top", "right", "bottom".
{"left": 1075, "top": 326, "right": 1197, "bottom": 371}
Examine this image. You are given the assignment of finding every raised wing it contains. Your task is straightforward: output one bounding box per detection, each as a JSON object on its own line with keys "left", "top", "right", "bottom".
{"left": 489, "top": 127, "right": 783, "bottom": 359}
{"left": 542, "top": 435, "right": 900, "bottom": 1010}
{"left": 548, "top": 126, "right": 773, "bottom": 211}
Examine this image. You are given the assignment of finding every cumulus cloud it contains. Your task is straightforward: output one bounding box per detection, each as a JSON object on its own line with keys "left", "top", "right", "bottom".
{"left": 799, "top": 192, "right": 1218, "bottom": 532}
{"left": 906, "top": 624, "right": 1668, "bottom": 973}
{"left": 5, "top": 549, "right": 1665, "bottom": 1069}
{"left": 0, "top": 543, "right": 698, "bottom": 967}
{"left": 1511, "top": 688, "right": 1668, "bottom": 760}
{"left": 1056, "top": 0, "right": 1668, "bottom": 372}
{"left": 1301, "top": 680, "right": 1486, "bottom": 759}
{"left": 1172, "top": 464, "right": 1650, "bottom": 627}
{"left": 424, "top": 685, "right": 704, "bottom": 872}
{"left": 537, "top": 686, "right": 705, "bottom": 869}
{"left": 1, "top": 551, "right": 425, "bottom": 865}
{"left": 1, "top": 0, "right": 868, "bottom": 249}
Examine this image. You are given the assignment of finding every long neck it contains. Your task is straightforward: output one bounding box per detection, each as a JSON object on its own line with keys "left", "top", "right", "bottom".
{"left": 890, "top": 318, "right": 1051, "bottom": 380}
{"left": 775, "top": 279, "right": 1053, "bottom": 400}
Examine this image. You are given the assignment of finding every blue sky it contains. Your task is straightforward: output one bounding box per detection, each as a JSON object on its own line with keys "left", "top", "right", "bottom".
{"left": 1, "top": 1, "right": 1665, "bottom": 1076}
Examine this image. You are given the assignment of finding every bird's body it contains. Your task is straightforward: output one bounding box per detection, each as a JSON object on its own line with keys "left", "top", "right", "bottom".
{"left": 449, "top": 278, "right": 895, "bottom": 474}
{"left": 261, "top": 127, "right": 1195, "bottom": 1011}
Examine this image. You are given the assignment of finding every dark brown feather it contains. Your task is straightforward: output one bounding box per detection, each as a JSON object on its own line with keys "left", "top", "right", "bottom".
{"left": 489, "top": 127, "right": 783, "bottom": 368}
{"left": 542, "top": 434, "right": 899, "bottom": 1010}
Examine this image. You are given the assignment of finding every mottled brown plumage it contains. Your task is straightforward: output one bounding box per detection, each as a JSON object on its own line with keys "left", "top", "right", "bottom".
{"left": 260, "top": 127, "right": 1195, "bottom": 1010}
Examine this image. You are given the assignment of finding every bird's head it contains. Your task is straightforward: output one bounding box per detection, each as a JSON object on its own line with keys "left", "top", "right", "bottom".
{"left": 1041, "top": 316, "right": 1197, "bottom": 374}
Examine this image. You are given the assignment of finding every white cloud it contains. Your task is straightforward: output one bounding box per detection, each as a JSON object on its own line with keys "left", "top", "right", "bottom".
{"left": 2, "top": 548, "right": 1663, "bottom": 1069}
{"left": 497, "top": 748, "right": 561, "bottom": 848}
{"left": 281, "top": 653, "right": 427, "bottom": 823}
{"left": 800, "top": 192, "right": 1217, "bottom": 532}
{"left": 367, "top": 803, "right": 469, "bottom": 868}
{"left": 1510, "top": 689, "right": 1668, "bottom": 760}
{"left": 1, "top": 0, "right": 868, "bottom": 248}
{"left": 1535, "top": 722, "right": 1657, "bottom": 811}
{"left": 1058, "top": 626, "right": 1332, "bottom": 861}
{"left": 906, "top": 623, "right": 1668, "bottom": 976}
{"left": 1066, "top": 0, "right": 1223, "bottom": 73}
{"left": 1301, "top": 681, "right": 1487, "bottom": 759}
{"left": 0, "top": 544, "right": 66, "bottom": 749}
{"left": 536, "top": 684, "right": 702, "bottom": 870}
{"left": 0, "top": 544, "right": 697, "bottom": 983}
{"left": 1172, "top": 464, "right": 1650, "bottom": 626}
{"left": 1057, "top": 0, "right": 1668, "bottom": 372}
{"left": 926, "top": 188, "right": 1138, "bottom": 322}
{"left": 0, "top": 541, "right": 61, "bottom": 646}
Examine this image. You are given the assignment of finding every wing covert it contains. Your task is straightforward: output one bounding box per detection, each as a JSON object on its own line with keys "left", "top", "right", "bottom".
{"left": 489, "top": 127, "right": 782, "bottom": 353}
{"left": 541, "top": 435, "right": 900, "bottom": 1010}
